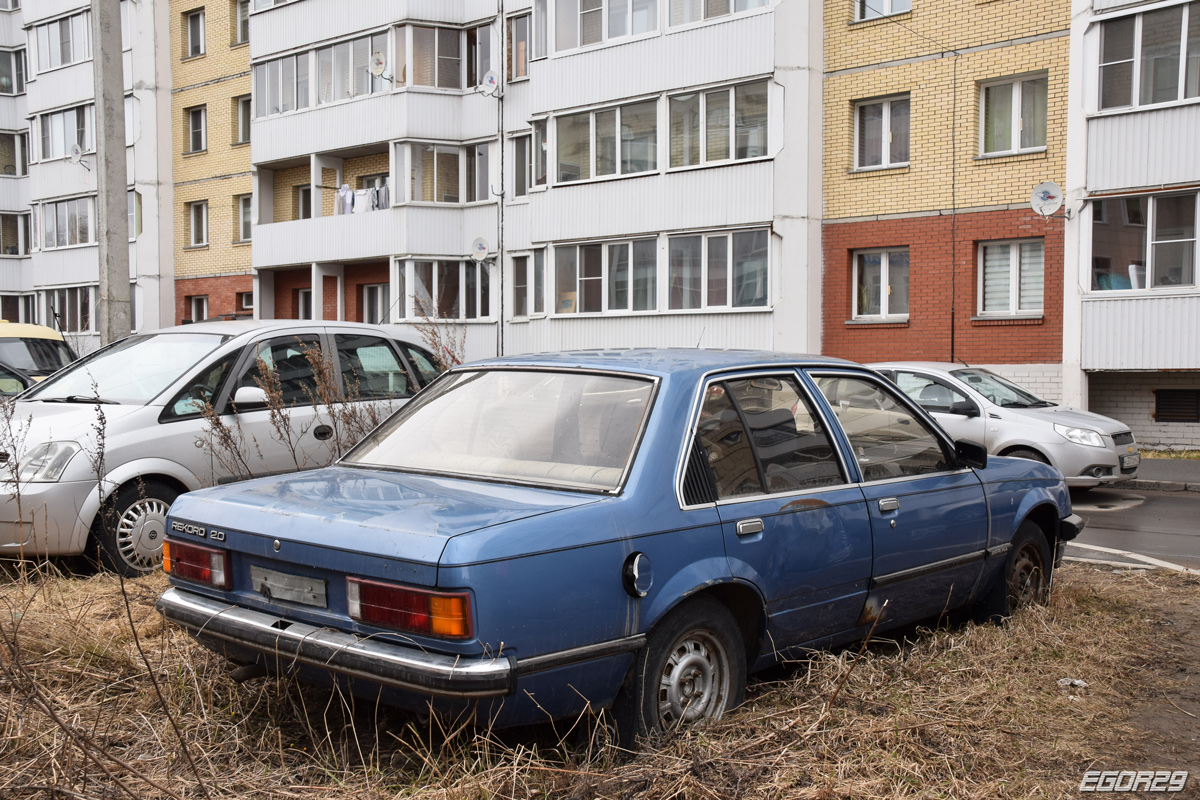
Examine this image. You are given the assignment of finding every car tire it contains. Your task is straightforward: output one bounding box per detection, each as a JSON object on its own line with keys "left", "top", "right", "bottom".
{"left": 612, "top": 596, "right": 746, "bottom": 747}
{"left": 1005, "top": 447, "right": 1049, "bottom": 464}
{"left": 976, "top": 521, "right": 1052, "bottom": 623}
{"left": 94, "top": 481, "right": 178, "bottom": 577}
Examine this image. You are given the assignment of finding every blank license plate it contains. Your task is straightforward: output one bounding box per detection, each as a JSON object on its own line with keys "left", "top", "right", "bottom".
{"left": 250, "top": 565, "right": 327, "bottom": 608}
{"left": 1121, "top": 453, "right": 1140, "bottom": 469}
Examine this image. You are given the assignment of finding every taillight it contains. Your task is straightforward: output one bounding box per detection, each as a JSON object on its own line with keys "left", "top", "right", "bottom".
{"left": 163, "top": 539, "right": 231, "bottom": 590}
{"left": 346, "top": 578, "right": 472, "bottom": 639}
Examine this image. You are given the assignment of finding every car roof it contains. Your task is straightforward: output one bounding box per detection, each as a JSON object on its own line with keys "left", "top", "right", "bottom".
{"left": 867, "top": 361, "right": 986, "bottom": 375}
{"left": 463, "top": 348, "right": 859, "bottom": 380}
{"left": 0, "top": 322, "right": 68, "bottom": 341}
{"left": 148, "top": 319, "right": 423, "bottom": 344}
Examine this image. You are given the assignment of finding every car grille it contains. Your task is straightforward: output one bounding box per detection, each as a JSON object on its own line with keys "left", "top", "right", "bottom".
{"left": 1111, "top": 432, "right": 1135, "bottom": 446}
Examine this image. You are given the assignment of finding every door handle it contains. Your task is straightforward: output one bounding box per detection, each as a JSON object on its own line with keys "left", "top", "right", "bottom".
{"left": 314, "top": 424, "right": 333, "bottom": 441}
{"left": 736, "top": 518, "right": 764, "bottom": 536}
{"left": 878, "top": 497, "right": 900, "bottom": 513}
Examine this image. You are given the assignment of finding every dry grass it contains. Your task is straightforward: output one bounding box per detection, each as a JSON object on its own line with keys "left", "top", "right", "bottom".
{"left": 1142, "top": 448, "right": 1200, "bottom": 460}
{"left": 1, "top": 563, "right": 1195, "bottom": 799}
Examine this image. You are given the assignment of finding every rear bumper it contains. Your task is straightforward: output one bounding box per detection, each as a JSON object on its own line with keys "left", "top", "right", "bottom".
{"left": 157, "top": 587, "right": 645, "bottom": 700}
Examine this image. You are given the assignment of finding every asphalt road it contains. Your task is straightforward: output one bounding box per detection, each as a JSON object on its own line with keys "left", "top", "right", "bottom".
{"left": 1067, "top": 488, "right": 1200, "bottom": 570}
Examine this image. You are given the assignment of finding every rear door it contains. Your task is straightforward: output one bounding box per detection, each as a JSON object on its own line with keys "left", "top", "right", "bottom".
{"left": 690, "top": 371, "right": 872, "bottom": 650}
{"left": 888, "top": 369, "right": 986, "bottom": 445}
{"left": 811, "top": 370, "right": 988, "bottom": 625}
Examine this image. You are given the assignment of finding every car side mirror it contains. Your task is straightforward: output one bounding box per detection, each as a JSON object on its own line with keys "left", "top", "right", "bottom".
{"left": 232, "top": 385, "right": 268, "bottom": 411}
{"left": 950, "top": 400, "right": 980, "bottom": 418}
{"left": 955, "top": 439, "right": 987, "bottom": 469}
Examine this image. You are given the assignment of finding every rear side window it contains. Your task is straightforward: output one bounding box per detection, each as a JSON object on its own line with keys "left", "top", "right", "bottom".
{"left": 336, "top": 334, "right": 413, "bottom": 399}
{"left": 691, "top": 375, "right": 844, "bottom": 501}
{"left": 401, "top": 343, "right": 443, "bottom": 386}
{"left": 817, "top": 374, "right": 951, "bottom": 481}
{"left": 893, "top": 371, "right": 972, "bottom": 414}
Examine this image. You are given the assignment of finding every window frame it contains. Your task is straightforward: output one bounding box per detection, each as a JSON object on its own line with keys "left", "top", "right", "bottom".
{"left": 185, "top": 9, "right": 206, "bottom": 58}
{"left": 555, "top": 0, "right": 660, "bottom": 52}
{"left": 1090, "top": 191, "right": 1198, "bottom": 291}
{"left": 188, "top": 201, "right": 209, "bottom": 247}
{"left": 236, "top": 195, "right": 252, "bottom": 242}
{"left": 409, "top": 259, "right": 491, "bottom": 321}
{"left": 252, "top": 52, "right": 311, "bottom": 118}
{"left": 234, "top": 0, "right": 250, "bottom": 45}
{"left": 979, "top": 74, "right": 1048, "bottom": 156}
{"left": 235, "top": 95, "right": 251, "bottom": 143}
{"left": 507, "top": 13, "right": 530, "bottom": 80}
{"left": 41, "top": 196, "right": 96, "bottom": 250}
{"left": 852, "top": 247, "right": 910, "bottom": 320}
{"left": 854, "top": 0, "right": 911, "bottom": 22}
{"left": 976, "top": 238, "right": 1046, "bottom": 317}
{"left": 667, "top": 228, "right": 769, "bottom": 311}
{"left": 668, "top": 79, "right": 771, "bottom": 170}
{"left": 45, "top": 285, "right": 95, "bottom": 334}
{"left": 34, "top": 11, "right": 93, "bottom": 72}
{"left": 1097, "top": 2, "right": 1200, "bottom": 111}
{"left": 0, "top": 49, "right": 26, "bottom": 95}
{"left": 853, "top": 94, "right": 910, "bottom": 170}
{"left": 669, "top": 0, "right": 769, "bottom": 28}
{"left": 186, "top": 105, "right": 207, "bottom": 153}
{"left": 555, "top": 98, "right": 659, "bottom": 184}
{"left": 554, "top": 237, "right": 659, "bottom": 315}
{"left": 38, "top": 104, "right": 95, "bottom": 162}
{"left": 362, "top": 283, "right": 390, "bottom": 324}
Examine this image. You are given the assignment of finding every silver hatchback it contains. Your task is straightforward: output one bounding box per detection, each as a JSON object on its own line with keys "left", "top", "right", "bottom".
{"left": 870, "top": 362, "right": 1139, "bottom": 488}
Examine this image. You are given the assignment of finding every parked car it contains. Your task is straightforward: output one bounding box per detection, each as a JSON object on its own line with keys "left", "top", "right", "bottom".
{"left": 1, "top": 320, "right": 440, "bottom": 576}
{"left": 869, "top": 362, "right": 1139, "bottom": 488}
{"left": 156, "top": 349, "right": 1082, "bottom": 744}
{"left": 0, "top": 360, "right": 34, "bottom": 396}
{"left": 0, "top": 322, "right": 78, "bottom": 380}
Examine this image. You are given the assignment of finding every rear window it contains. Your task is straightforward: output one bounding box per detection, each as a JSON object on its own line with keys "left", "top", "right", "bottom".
{"left": 0, "top": 338, "right": 74, "bottom": 375}
{"left": 343, "top": 369, "right": 655, "bottom": 492}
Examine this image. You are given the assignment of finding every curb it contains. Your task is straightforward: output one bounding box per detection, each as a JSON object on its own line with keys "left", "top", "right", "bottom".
{"left": 1106, "top": 479, "right": 1200, "bottom": 493}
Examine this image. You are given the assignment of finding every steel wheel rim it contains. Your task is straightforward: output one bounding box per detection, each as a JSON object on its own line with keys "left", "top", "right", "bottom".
{"left": 656, "top": 628, "right": 732, "bottom": 727}
{"left": 1008, "top": 543, "right": 1045, "bottom": 608}
{"left": 116, "top": 498, "right": 170, "bottom": 571}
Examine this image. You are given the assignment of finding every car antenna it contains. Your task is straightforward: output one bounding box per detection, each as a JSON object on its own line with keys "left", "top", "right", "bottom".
{"left": 695, "top": 327, "right": 706, "bottom": 348}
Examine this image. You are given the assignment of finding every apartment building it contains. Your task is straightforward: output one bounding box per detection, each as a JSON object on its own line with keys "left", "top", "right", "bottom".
{"left": 246, "top": 0, "right": 823, "bottom": 362}
{"left": 9, "top": 0, "right": 174, "bottom": 349}
{"left": 822, "top": 0, "right": 1071, "bottom": 400}
{"left": 1063, "top": 0, "right": 1200, "bottom": 447}
{"left": 172, "top": 0, "right": 254, "bottom": 323}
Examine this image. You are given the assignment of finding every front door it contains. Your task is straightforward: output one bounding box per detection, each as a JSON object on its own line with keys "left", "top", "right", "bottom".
{"left": 812, "top": 372, "right": 988, "bottom": 625}
{"left": 693, "top": 372, "right": 872, "bottom": 653}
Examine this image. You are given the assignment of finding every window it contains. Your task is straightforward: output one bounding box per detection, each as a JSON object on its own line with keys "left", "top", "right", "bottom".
{"left": 409, "top": 143, "right": 460, "bottom": 203}
{"left": 513, "top": 135, "right": 530, "bottom": 197}
{"left": 855, "top": 0, "right": 911, "bottom": 21}
{"left": 34, "top": 12, "right": 92, "bottom": 71}
{"left": 239, "top": 291, "right": 254, "bottom": 310}
{"left": 466, "top": 24, "right": 493, "bottom": 88}
{"left": 0, "top": 50, "right": 25, "bottom": 95}
{"left": 532, "top": 120, "right": 548, "bottom": 187}
{"left": 412, "top": 26, "right": 461, "bottom": 89}
{"left": 1100, "top": 3, "right": 1200, "bottom": 109}
{"left": 670, "top": 80, "right": 769, "bottom": 168}
{"left": 0, "top": 213, "right": 29, "bottom": 255}
{"left": 1092, "top": 193, "right": 1198, "bottom": 290}
{"left": 185, "top": 10, "right": 205, "bottom": 57}
{"left": 189, "top": 295, "right": 209, "bottom": 322}
{"left": 555, "top": 238, "right": 656, "bottom": 314}
{"left": 855, "top": 95, "right": 908, "bottom": 169}
{"left": 853, "top": 248, "right": 909, "bottom": 318}
{"left": 0, "top": 132, "right": 28, "bottom": 176}
{"left": 317, "top": 32, "right": 388, "bottom": 104}
{"left": 508, "top": 14, "right": 529, "bottom": 79}
{"left": 39, "top": 105, "right": 94, "bottom": 161}
{"left": 668, "top": 229, "right": 767, "bottom": 310}
{"left": 1155, "top": 389, "right": 1200, "bottom": 423}
{"left": 336, "top": 334, "right": 412, "bottom": 398}
{"left": 254, "top": 0, "right": 295, "bottom": 8}
{"left": 42, "top": 197, "right": 94, "bottom": 248}
{"left": 235, "top": 96, "right": 251, "bottom": 143}
{"left": 186, "top": 106, "right": 206, "bottom": 153}
{"left": 253, "top": 53, "right": 309, "bottom": 117}
{"left": 234, "top": 0, "right": 250, "bottom": 44}
{"left": 465, "top": 143, "right": 490, "bottom": 202}
{"left": 128, "top": 190, "right": 142, "bottom": 240}
{"left": 236, "top": 195, "right": 252, "bottom": 241}
{"left": 412, "top": 260, "right": 490, "bottom": 319}
{"left": 362, "top": 284, "right": 389, "bottom": 324}
{"left": 297, "top": 288, "right": 313, "bottom": 319}
{"left": 979, "top": 240, "right": 1044, "bottom": 315}
{"left": 513, "top": 255, "right": 530, "bottom": 317}
{"left": 188, "top": 201, "right": 208, "bottom": 247}
{"left": 296, "top": 185, "right": 312, "bottom": 219}
{"left": 556, "top": 99, "right": 657, "bottom": 183}
{"left": 981, "top": 76, "right": 1046, "bottom": 155}
{"left": 556, "top": 0, "right": 657, "bottom": 50}
{"left": 670, "top": 0, "right": 767, "bottom": 26}
{"left": 47, "top": 286, "right": 94, "bottom": 333}
{"left": 513, "top": 250, "right": 546, "bottom": 317}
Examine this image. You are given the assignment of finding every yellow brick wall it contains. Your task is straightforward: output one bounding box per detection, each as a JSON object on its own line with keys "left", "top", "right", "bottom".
{"left": 824, "top": 0, "right": 1069, "bottom": 220}
{"left": 171, "top": 0, "right": 252, "bottom": 279}
{"left": 272, "top": 166, "right": 310, "bottom": 223}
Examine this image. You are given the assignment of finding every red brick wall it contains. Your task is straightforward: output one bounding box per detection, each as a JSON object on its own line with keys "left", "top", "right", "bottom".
{"left": 821, "top": 209, "right": 1064, "bottom": 364}
{"left": 343, "top": 262, "right": 389, "bottom": 322}
{"left": 175, "top": 275, "right": 254, "bottom": 325}
{"left": 272, "top": 268, "right": 311, "bottom": 319}
{"left": 322, "top": 275, "right": 338, "bottom": 320}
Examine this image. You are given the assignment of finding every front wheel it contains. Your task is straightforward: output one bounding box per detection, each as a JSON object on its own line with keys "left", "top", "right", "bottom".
{"left": 94, "top": 481, "right": 178, "bottom": 576}
{"left": 976, "top": 521, "right": 1051, "bottom": 623}
{"left": 612, "top": 597, "right": 746, "bottom": 747}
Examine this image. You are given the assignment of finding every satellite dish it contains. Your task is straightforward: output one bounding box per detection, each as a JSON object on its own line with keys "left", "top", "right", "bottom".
{"left": 68, "top": 143, "right": 83, "bottom": 164}
{"left": 469, "top": 237, "right": 490, "bottom": 262}
{"left": 369, "top": 51, "right": 387, "bottom": 77}
{"left": 479, "top": 70, "right": 501, "bottom": 97}
{"left": 1030, "top": 181, "right": 1064, "bottom": 217}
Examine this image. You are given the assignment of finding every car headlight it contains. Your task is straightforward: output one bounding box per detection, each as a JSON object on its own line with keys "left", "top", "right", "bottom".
{"left": 18, "top": 442, "right": 82, "bottom": 483}
{"left": 1053, "top": 424, "right": 1105, "bottom": 448}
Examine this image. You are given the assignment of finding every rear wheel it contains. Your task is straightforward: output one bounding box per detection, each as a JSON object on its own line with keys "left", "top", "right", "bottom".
{"left": 612, "top": 597, "right": 746, "bottom": 747}
{"left": 976, "top": 521, "right": 1051, "bottom": 622}
{"left": 94, "top": 481, "right": 178, "bottom": 576}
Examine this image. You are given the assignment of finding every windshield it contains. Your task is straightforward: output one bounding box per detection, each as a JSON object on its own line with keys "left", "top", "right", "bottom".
{"left": 344, "top": 368, "right": 655, "bottom": 492}
{"left": 950, "top": 368, "right": 1053, "bottom": 408}
{"left": 0, "top": 338, "right": 75, "bottom": 375}
{"left": 24, "top": 333, "right": 228, "bottom": 404}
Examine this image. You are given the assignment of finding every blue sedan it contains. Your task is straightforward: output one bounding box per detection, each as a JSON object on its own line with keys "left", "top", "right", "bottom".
{"left": 156, "top": 349, "right": 1082, "bottom": 743}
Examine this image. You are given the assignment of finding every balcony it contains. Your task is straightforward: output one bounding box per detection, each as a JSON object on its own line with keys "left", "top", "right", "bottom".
{"left": 1088, "top": 103, "right": 1200, "bottom": 192}
{"left": 1082, "top": 291, "right": 1200, "bottom": 370}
